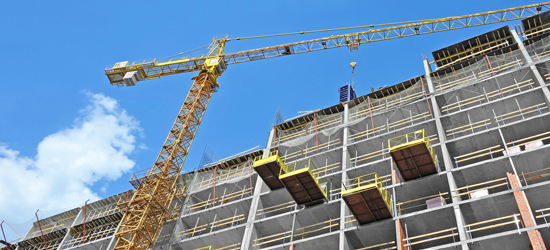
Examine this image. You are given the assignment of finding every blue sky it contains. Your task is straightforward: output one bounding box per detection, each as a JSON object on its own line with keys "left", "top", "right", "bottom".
{"left": 0, "top": 0, "right": 537, "bottom": 242}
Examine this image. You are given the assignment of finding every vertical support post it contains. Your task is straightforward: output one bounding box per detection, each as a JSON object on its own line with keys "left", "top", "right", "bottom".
{"left": 368, "top": 96, "right": 376, "bottom": 135}
{"left": 213, "top": 166, "right": 217, "bottom": 207}
{"left": 420, "top": 77, "right": 433, "bottom": 117}
{"left": 35, "top": 210, "right": 48, "bottom": 249}
{"left": 0, "top": 221, "right": 10, "bottom": 250}
{"left": 82, "top": 199, "right": 90, "bottom": 244}
{"left": 290, "top": 213, "right": 296, "bottom": 243}
{"left": 314, "top": 113, "right": 319, "bottom": 153}
{"left": 273, "top": 125, "right": 278, "bottom": 153}
{"left": 247, "top": 157, "right": 253, "bottom": 194}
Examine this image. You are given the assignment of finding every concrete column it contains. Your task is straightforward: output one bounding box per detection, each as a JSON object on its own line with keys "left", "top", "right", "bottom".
{"left": 506, "top": 172, "right": 547, "bottom": 250}
{"left": 241, "top": 171, "right": 265, "bottom": 250}
{"left": 105, "top": 210, "right": 129, "bottom": 250}
{"left": 56, "top": 208, "right": 83, "bottom": 250}
{"left": 339, "top": 103, "right": 350, "bottom": 250}
{"left": 264, "top": 129, "right": 275, "bottom": 158}
{"left": 510, "top": 29, "right": 550, "bottom": 111}
{"left": 423, "top": 59, "right": 470, "bottom": 250}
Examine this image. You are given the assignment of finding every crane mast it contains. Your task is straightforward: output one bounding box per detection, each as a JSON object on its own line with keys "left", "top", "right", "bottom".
{"left": 113, "top": 61, "right": 224, "bottom": 250}
{"left": 105, "top": 3, "right": 549, "bottom": 250}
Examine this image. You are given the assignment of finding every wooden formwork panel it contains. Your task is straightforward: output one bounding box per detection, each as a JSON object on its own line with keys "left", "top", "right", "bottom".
{"left": 281, "top": 171, "right": 325, "bottom": 207}
{"left": 254, "top": 161, "right": 285, "bottom": 190}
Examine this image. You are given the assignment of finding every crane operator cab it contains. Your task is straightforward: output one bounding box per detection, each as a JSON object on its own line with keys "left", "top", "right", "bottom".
{"left": 204, "top": 57, "right": 227, "bottom": 76}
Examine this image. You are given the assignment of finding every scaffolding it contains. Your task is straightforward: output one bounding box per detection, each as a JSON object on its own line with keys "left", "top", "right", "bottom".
{"left": 279, "top": 158, "right": 328, "bottom": 206}
{"left": 342, "top": 173, "right": 393, "bottom": 225}
{"left": 430, "top": 48, "right": 525, "bottom": 93}
{"left": 349, "top": 77, "right": 426, "bottom": 122}
{"left": 253, "top": 151, "right": 288, "bottom": 190}
{"left": 388, "top": 129, "right": 439, "bottom": 181}
{"left": 189, "top": 160, "right": 254, "bottom": 193}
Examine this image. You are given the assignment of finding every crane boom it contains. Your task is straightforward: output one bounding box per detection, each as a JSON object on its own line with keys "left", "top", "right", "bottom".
{"left": 105, "top": 2, "right": 548, "bottom": 87}
{"left": 106, "top": 2, "right": 550, "bottom": 250}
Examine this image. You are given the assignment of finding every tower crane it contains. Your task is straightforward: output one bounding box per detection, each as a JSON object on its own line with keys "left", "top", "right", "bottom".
{"left": 104, "top": 3, "right": 548, "bottom": 250}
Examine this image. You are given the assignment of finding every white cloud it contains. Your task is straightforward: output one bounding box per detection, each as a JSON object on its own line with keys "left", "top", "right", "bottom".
{"left": 0, "top": 92, "right": 141, "bottom": 226}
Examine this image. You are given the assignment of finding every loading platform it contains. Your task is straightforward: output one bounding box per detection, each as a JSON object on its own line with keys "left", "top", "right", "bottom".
{"left": 253, "top": 151, "right": 287, "bottom": 190}
{"left": 342, "top": 173, "right": 393, "bottom": 225}
{"left": 279, "top": 159, "right": 328, "bottom": 207}
{"left": 389, "top": 129, "right": 438, "bottom": 181}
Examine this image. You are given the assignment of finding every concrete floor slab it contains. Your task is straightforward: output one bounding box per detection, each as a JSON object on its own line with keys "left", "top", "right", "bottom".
{"left": 344, "top": 219, "right": 395, "bottom": 249}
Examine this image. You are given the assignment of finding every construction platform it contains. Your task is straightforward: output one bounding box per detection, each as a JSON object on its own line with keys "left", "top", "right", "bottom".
{"left": 279, "top": 159, "right": 328, "bottom": 206}
{"left": 342, "top": 173, "right": 393, "bottom": 225}
{"left": 252, "top": 151, "right": 287, "bottom": 190}
{"left": 389, "top": 129, "right": 438, "bottom": 181}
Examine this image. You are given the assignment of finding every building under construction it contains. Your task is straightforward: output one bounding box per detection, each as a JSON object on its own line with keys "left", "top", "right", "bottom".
{"left": 6, "top": 7, "right": 550, "bottom": 250}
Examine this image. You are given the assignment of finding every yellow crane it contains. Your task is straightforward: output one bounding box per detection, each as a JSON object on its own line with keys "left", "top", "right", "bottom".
{"left": 104, "top": 3, "right": 548, "bottom": 250}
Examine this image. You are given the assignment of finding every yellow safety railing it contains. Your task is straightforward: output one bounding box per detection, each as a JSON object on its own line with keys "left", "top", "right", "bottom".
{"left": 403, "top": 213, "right": 521, "bottom": 247}
{"left": 193, "top": 247, "right": 212, "bottom": 250}
{"left": 341, "top": 173, "right": 393, "bottom": 214}
{"left": 388, "top": 129, "right": 425, "bottom": 151}
{"left": 217, "top": 243, "right": 241, "bottom": 250}
{"left": 254, "top": 150, "right": 279, "bottom": 162}
{"left": 388, "top": 129, "right": 438, "bottom": 171}
{"left": 105, "top": 59, "right": 156, "bottom": 70}
{"left": 252, "top": 218, "right": 339, "bottom": 247}
{"left": 397, "top": 192, "right": 449, "bottom": 216}
{"left": 280, "top": 158, "right": 328, "bottom": 200}
{"left": 253, "top": 150, "right": 289, "bottom": 173}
